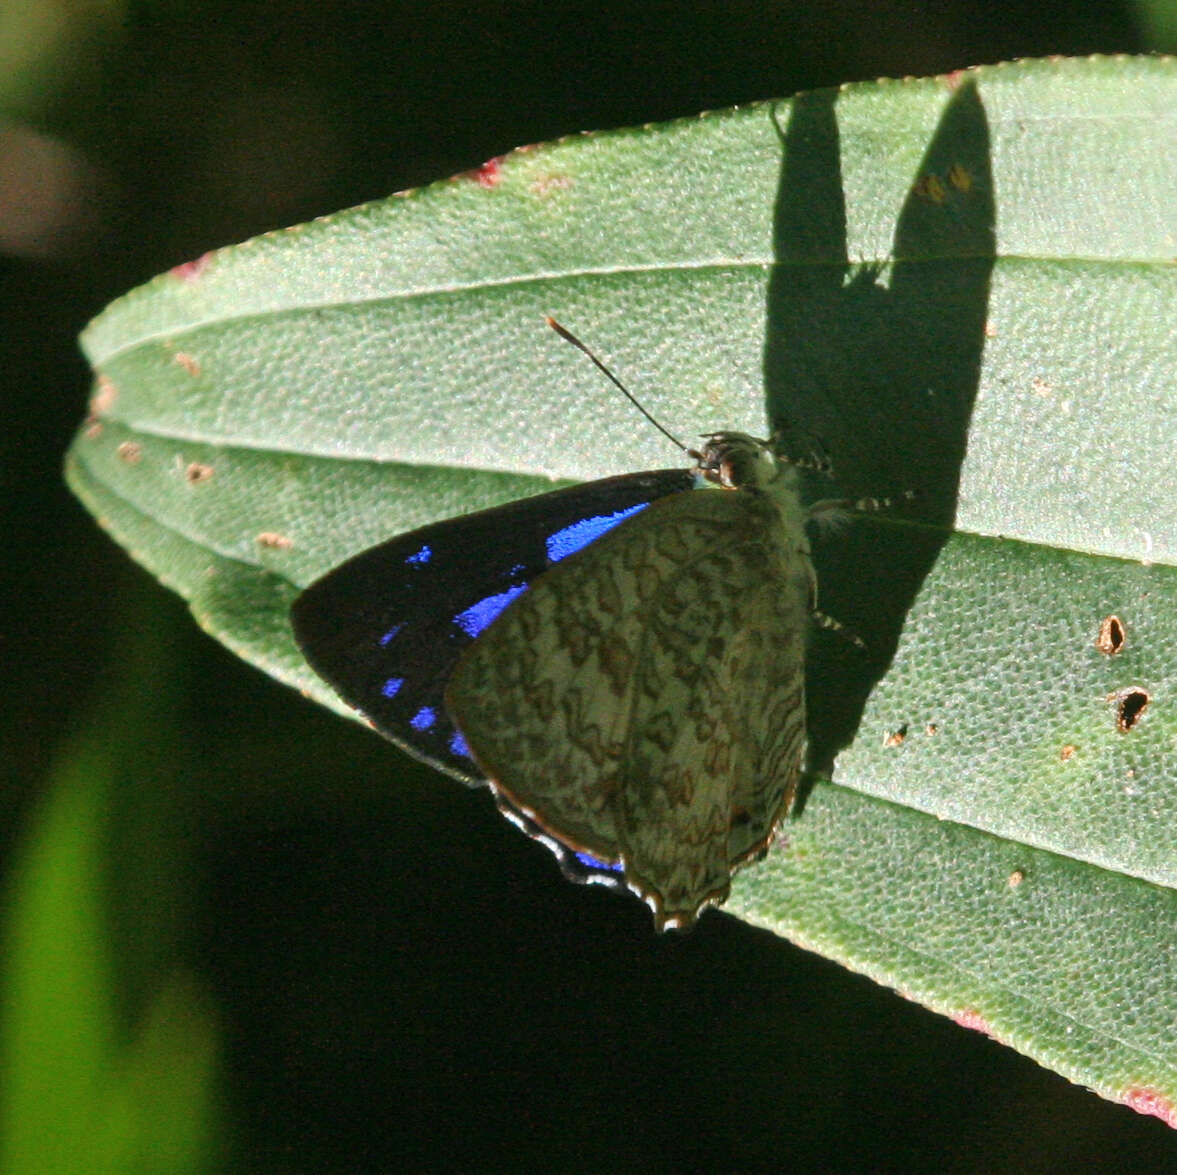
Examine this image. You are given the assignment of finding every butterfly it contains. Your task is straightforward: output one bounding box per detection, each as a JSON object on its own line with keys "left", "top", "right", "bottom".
{"left": 291, "top": 321, "right": 823, "bottom": 929}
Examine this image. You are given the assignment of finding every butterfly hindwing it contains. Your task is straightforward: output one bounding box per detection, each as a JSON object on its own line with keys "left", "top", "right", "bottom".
{"left": 291, "top": 470, "right": 694, "bottom": 783}
{"left": 445, "top": 483, "right": 812, "bottom": 928}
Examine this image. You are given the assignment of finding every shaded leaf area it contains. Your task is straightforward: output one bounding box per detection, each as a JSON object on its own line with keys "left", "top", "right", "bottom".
{"left": 67, "top": 57, "right": 1177, "bottom": 1116}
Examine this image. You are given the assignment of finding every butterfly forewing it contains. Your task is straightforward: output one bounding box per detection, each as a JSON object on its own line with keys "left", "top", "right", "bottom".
{"left": 291, "top": 470, "right": 694, "bottom": 783}
{"left": 445, "top": 485, "right": 811, "bottom": 929}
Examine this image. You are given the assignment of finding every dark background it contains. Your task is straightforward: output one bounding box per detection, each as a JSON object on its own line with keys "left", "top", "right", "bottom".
{"left": 6, "top": 2, "right": 1177, "bottom": 1171}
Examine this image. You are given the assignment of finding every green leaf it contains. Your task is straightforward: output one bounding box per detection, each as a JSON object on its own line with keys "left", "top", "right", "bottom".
{"left": 65, "top": 56, "right": 1177, "bottom": 1120}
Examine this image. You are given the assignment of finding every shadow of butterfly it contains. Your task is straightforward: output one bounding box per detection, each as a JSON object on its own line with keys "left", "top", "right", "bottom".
{"left": 292, "top": 332, "right": 824, "bottom": 929}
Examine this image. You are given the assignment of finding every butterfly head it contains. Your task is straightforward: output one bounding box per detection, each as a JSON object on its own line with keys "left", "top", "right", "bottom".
{"left": 692, "top": 432, "right": 781, "bottom": 493}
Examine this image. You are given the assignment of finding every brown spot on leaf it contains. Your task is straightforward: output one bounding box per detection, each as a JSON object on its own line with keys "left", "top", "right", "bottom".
{"left": 1120, "top": 1087, "right": 1177, "bottom": 1129}
{"left": 947, "top": 163, "right": 972, "bottom": 193}
{"left": 170, "top": 252, "right": 212, "bottom": 282}
{"left": 1111, "top": 687, "right": 1150, "bottom": 732}
{"left": 185, "top": 461, "right": 213, "bottom": 484}
{"left": 1096, "top": 614, "right": 1125, "bottom": 655}
{"left": 528, "top": 173, "right": 572, "bottom": 197}
{"left": 256, "top": 531, "right": 292, "bottom": 550}
{"left": 1007, "top": 869, "right": 1025, "bottom": 889}
{"left": 952, "top": 1009, "right": 997, "bottom": 1039}
{"left": 1059, "top": 744, "right": 1077, "bottom": 761}
{"left": 465, "top": 156, "right": 503, "bottom": 187}
{"left": 912, "top": 173, "right": 946, "bottom": 203}
{"left": 89, "top": 374, "right": 117, "bottom": 416}
{"left": 117, "top": 441, "right": 142, "bottom": 465}
{"left": 882, "top": 724, "right": 908, "bottom": 748}
{"left": 173, "top": 351, "right": 200, "bottom": 376}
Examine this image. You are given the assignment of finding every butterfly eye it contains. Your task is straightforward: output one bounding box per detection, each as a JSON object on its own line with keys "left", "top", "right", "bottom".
{"left": 697, "top": 433, "right": 772, "bottom": 491}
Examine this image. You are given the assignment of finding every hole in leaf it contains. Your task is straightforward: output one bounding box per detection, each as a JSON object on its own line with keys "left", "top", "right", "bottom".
{"left": 1096, "top": 615, "right": 1125, "bottom": 655}
{"left": 1114, "top": 687, "right": 1150, "bottom": 732}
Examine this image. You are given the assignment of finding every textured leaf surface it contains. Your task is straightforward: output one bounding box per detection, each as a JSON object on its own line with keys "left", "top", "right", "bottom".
{"left": 66, "top": 56, "right": 1177, "bottom": 1119}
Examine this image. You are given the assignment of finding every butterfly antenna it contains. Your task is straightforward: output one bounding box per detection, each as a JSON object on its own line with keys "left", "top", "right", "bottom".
{"left": 546, "top": 317, "right": 688, "bottom": 454}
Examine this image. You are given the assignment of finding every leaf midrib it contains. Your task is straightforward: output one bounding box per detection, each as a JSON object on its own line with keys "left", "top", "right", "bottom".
{"left": 69, "top": 431, "right": 1177, "bottom": 574}
{"left": 83, "top": 251, "right": 1172, "bottom": 366}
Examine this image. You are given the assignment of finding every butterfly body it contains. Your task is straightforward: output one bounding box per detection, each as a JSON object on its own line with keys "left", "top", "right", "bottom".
{"left": 292, "top": 432, "right": 815, "bottom": 930}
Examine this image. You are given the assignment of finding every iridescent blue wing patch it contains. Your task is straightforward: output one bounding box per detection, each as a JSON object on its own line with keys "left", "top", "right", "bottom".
{"left": 291, "top": 469, "right": 694, "bottom": 785}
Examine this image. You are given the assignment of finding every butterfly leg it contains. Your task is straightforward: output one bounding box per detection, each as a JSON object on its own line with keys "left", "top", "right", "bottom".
{"left": 798, "top": 534, "right": 865, "bottom": 650}
{"left": 804, "top": 491, "right": 915, "bottom": 649}
{"left": 807, "top": 489, "right": 917, "bottom": 520}
{"left": 768, "top": 425, "right": 833, "bottom": 475}
{"left": 810, "top": 608, "right": 866, "bottom": 650}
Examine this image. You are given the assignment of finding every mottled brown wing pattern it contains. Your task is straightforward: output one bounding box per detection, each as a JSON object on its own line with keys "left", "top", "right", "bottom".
{"left": 445, "top": 487, "right": 812, "bottom": 929}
